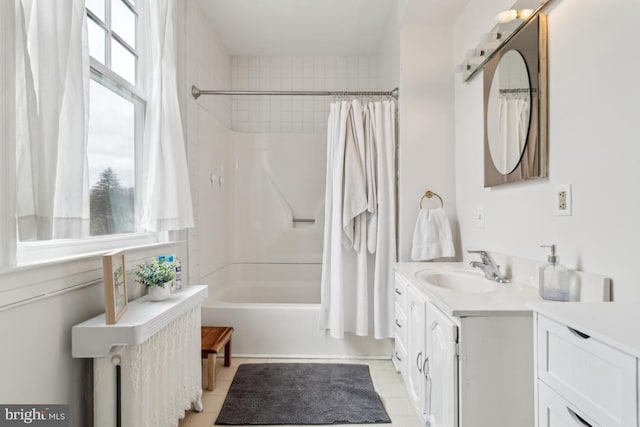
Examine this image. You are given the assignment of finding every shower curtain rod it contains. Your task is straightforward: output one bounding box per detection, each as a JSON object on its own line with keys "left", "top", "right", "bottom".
{"left": 191, "top": 85, "right": 399, "bottom": 100}
{"left": 499, "top": 88, "right": 538, "bottom": 94}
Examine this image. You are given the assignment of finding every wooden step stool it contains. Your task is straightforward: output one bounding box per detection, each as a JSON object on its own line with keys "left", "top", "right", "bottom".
{"left": 201, "top": 326, "right": 233, "bottom": 391}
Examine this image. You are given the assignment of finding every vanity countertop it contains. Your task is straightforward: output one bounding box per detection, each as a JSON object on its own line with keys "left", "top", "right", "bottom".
{"left": 528, "top": 301, "right": 640, "bottom": 358}
{"left": 395, "top": 262, "right": 541, "bottom": 318}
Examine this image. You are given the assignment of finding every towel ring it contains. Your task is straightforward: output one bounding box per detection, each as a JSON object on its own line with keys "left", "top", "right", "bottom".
{"left": 419, "top": 191, "right": 444, "bottom": 209}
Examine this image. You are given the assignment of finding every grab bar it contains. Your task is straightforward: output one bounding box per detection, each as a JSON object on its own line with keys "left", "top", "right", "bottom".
{"left": 292, "top": 218, "right": 316, "bottom": 228}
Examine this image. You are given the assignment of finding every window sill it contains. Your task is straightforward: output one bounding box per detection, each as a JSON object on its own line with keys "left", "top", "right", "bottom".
{"left": 0, "top": 240, "right": 185, "bottom": 312}
{"left": 16, "top": 232, "right": 166, "bottom": 266}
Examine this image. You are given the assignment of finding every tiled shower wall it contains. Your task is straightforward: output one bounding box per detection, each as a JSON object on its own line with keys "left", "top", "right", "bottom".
{"left": 231, "top": 55, "right": 382, "bottom": 133}
{"left": 184, "top": 0, "right": 233, "bottom": 282}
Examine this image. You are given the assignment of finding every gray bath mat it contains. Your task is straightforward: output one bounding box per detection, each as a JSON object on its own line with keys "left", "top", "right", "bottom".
{"left": 215, "top": 363, "right": 391, "bottom": 425}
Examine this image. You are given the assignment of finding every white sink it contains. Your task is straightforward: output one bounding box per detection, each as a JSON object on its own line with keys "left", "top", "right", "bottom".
{"left": 415, "top": 270, "right": 498, "bottom": 293}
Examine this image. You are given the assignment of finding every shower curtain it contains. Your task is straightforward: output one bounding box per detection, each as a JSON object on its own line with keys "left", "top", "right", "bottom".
{"left": 319, "top": 99, "right": 396, "bottom": 339}
{"left": 498, "top": 95, "right": 530, "bottom": 173}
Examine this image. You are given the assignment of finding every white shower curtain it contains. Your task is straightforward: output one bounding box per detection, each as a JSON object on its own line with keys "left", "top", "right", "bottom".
{"left": 319, "top": 99, "right": 397, "bottom": 339}
{"left": 497, "top": 95, "right": 530, "bottom": 173}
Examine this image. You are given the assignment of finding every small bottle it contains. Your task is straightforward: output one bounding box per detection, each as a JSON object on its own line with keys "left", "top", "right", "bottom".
{"left": 174, "top": 258, "right": 182, "bottom": 290}
{"left": 540, "top": 244, "right": 569, "bottom": 301}
{"left": 166, "top": 255, "right": 176, "bottom": 292}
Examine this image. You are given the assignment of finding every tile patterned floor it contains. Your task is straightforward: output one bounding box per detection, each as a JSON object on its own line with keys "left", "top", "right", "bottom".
{"left": 178, "top": 357, "right": 423, "bottom": 427}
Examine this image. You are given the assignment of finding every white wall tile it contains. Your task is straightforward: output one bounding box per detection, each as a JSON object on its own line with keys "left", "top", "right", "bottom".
{"left": 230, "top": 55, "right": 382, "bottom": 134}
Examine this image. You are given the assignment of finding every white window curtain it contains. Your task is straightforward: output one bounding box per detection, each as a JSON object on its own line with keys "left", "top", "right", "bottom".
{"left": 138, "top": 0, "right": 194, "bottom": 232}
{"left": 1, "top": 0, "right": 17, "bottom": 267}
{"left": 319, "top": 99, "right": 397, "bottom": 339}
{"left": 15, "top": 0, "right": 90, "bottom": 241}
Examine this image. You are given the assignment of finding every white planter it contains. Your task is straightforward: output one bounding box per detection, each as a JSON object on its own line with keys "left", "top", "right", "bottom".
{"left": 147, "top": 283, "right": 171, "bottom": 301}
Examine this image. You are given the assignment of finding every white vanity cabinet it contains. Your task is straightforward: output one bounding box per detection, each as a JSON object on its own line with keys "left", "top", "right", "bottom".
{"left": 393, "top": 268, "right": 536, "bottom": 427}
{"left": 392, "top": 273, "right": 409, "bottom": 374}
{"left": 530, "top": 303, "right": 640, "bottom": 427}
{"left": 406, "top": 284, "right": 427, "bottom": 408}
{"left": 424, "top": 301, "right": 458, "bottom": 427}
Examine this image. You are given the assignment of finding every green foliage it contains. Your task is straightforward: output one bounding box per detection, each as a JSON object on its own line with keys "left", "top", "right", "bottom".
{"left": 90, "top": 168, "right": 135, "bottom": 236}
{"left": 135, "top": 258, "right": 176, "bottom": 288}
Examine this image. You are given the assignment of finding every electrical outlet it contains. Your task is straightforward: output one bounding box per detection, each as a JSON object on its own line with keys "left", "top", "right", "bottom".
{"left": 555, "top": 184, "right": 572, "bottom": 216}
{"left": 558, "top": 191, "right": 567, "bottom": 210}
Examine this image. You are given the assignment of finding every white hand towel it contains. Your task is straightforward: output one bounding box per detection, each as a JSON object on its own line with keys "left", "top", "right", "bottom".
{"left": 411, "top": 208, "right": 455, "bottom": 261}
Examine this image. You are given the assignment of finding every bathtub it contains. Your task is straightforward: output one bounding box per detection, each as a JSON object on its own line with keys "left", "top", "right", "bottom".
{"left": 201, "top": 263, "right": 393, "bottom": 358}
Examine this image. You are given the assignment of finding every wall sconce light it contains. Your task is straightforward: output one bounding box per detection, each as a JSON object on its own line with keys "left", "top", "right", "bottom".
{"left": 495, "top": 9, "right": 533, "bottom": 24}
{"left": 478, "top": 39, "right": 501, "bottom": 54}
{"left": 460, "top": 0, "right": 553, "bottom": 82}
{"left": 481, "top": 32, "right": 503, "bottom": 43}
{"left": 455, "top": 6, "right": 536, "bottom": 75}
{"left": 455, "top": 47, "right": 491, "bottom": 74}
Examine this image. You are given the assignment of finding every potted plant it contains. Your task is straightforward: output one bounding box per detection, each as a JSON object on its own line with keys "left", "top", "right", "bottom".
{"left": 135, "top": 258, "right": 176, "bottom": 301}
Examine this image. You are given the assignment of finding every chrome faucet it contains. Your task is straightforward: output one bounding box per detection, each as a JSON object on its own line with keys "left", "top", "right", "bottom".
{"left": 467, "top": 250, "right": 510, "bottom": 283}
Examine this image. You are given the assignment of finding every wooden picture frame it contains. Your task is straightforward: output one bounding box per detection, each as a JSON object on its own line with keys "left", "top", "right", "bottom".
{"left": 103, "top": 250, "right": 128, "bottom": 324}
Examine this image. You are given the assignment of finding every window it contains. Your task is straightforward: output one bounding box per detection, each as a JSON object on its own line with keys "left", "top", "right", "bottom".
{"left": 15, "top": 0, "right": 159, "bottom": 265}
{"left": 87, "top": 0, "right": 137, "bottom": 85}
{"left": 87, "top": 78, "right": 140, "bottom": 236}
{"left": 87, "top": 0, "right": 143, "bottom": 237}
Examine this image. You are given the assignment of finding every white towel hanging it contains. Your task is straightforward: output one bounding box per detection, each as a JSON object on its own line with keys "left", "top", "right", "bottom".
{"left": 411, "top": 208, "right": 455, "bottom": 261}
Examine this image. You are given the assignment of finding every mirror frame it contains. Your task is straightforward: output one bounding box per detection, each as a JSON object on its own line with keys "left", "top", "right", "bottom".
{"left": 483, "top": 14, "right": 548, "bottom": 187}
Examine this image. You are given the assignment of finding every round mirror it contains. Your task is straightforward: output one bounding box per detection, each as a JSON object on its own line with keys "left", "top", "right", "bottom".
{"left": 486, "top": 50, "right": 532, "bottom": 174}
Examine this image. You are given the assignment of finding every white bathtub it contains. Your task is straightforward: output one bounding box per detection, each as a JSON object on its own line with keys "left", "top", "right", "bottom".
{"left": 201, "top": 263, "right": 393, "bottom": 358}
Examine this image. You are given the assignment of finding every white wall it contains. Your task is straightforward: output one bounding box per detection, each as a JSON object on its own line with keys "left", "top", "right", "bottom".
{"left": 454, "top": 0, "right": 640, "bottom": 300}
{"left": 373, "top": 0, "right": 459, "bottom": 263}
{"left": 397, "top": 23, "right": 458, "bottom": 262}
{"left": 377, "top": 2, "right": 400, "bottom": 91}
{"left": 0, "top": 284, "right": 102, "bottom": 426}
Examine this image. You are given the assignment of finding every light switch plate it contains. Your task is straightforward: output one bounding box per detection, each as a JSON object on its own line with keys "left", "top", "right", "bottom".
{"left": 475, "top": 206, "right": 485, "bottom": 228}
{"left": 555, "top": 184, "right": 572, "bottom": 216}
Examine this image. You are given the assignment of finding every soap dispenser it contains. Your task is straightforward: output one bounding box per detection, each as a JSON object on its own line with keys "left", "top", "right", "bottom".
{"left": 540, "top": 244, "right": 569, "bottom": 301}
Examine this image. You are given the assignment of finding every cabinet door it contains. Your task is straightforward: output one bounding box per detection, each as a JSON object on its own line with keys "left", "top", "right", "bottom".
{"left": 425, "top": 302, "right": 458, "bottom": 427}
{"left": 406, "top": 286, "right": 426, "bottom": 407}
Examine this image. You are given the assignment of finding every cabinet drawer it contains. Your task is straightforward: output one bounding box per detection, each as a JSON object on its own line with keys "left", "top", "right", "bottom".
{"left": 393, "top": 335, "right": 407, "bottom": 374}
{"left": 538, "top": 381, "right": 600, "bottom": 427}
{"left": 536, "top": 315, "right": 637, "bottom": 427}
{"left": 394, "top": 273, "right": 408, "bottom": 311}
{"left": 394, "top": 302, "right": 407, "bottom": 344}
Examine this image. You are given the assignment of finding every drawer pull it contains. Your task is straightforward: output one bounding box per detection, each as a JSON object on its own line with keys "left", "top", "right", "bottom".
{"left": 416, "top": 351, "right": 423, "bottom": 372}
{"left": 567, "top": 327, "right": 591, "bottom": 339}
{"left": 395, "top": 288, "right": 402, "bottom": 296}
{"left": 422, "top": 356, "right": 429, "bottom": 379}
{"left": 395, "top": 319, "right": 402, "bottom": 328}
{"left": 394, "top": 351, "right": 402, "bottom": 362}
{"left": 567, "top": 407, "right": 593, "bottom": 427}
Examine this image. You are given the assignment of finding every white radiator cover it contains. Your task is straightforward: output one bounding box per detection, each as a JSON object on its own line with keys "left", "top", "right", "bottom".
{"left": 73, "top": 285, "right": 208, "bottom": 427}
{"left": 123, "top": 307, "right": 200, "bottom": 426}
